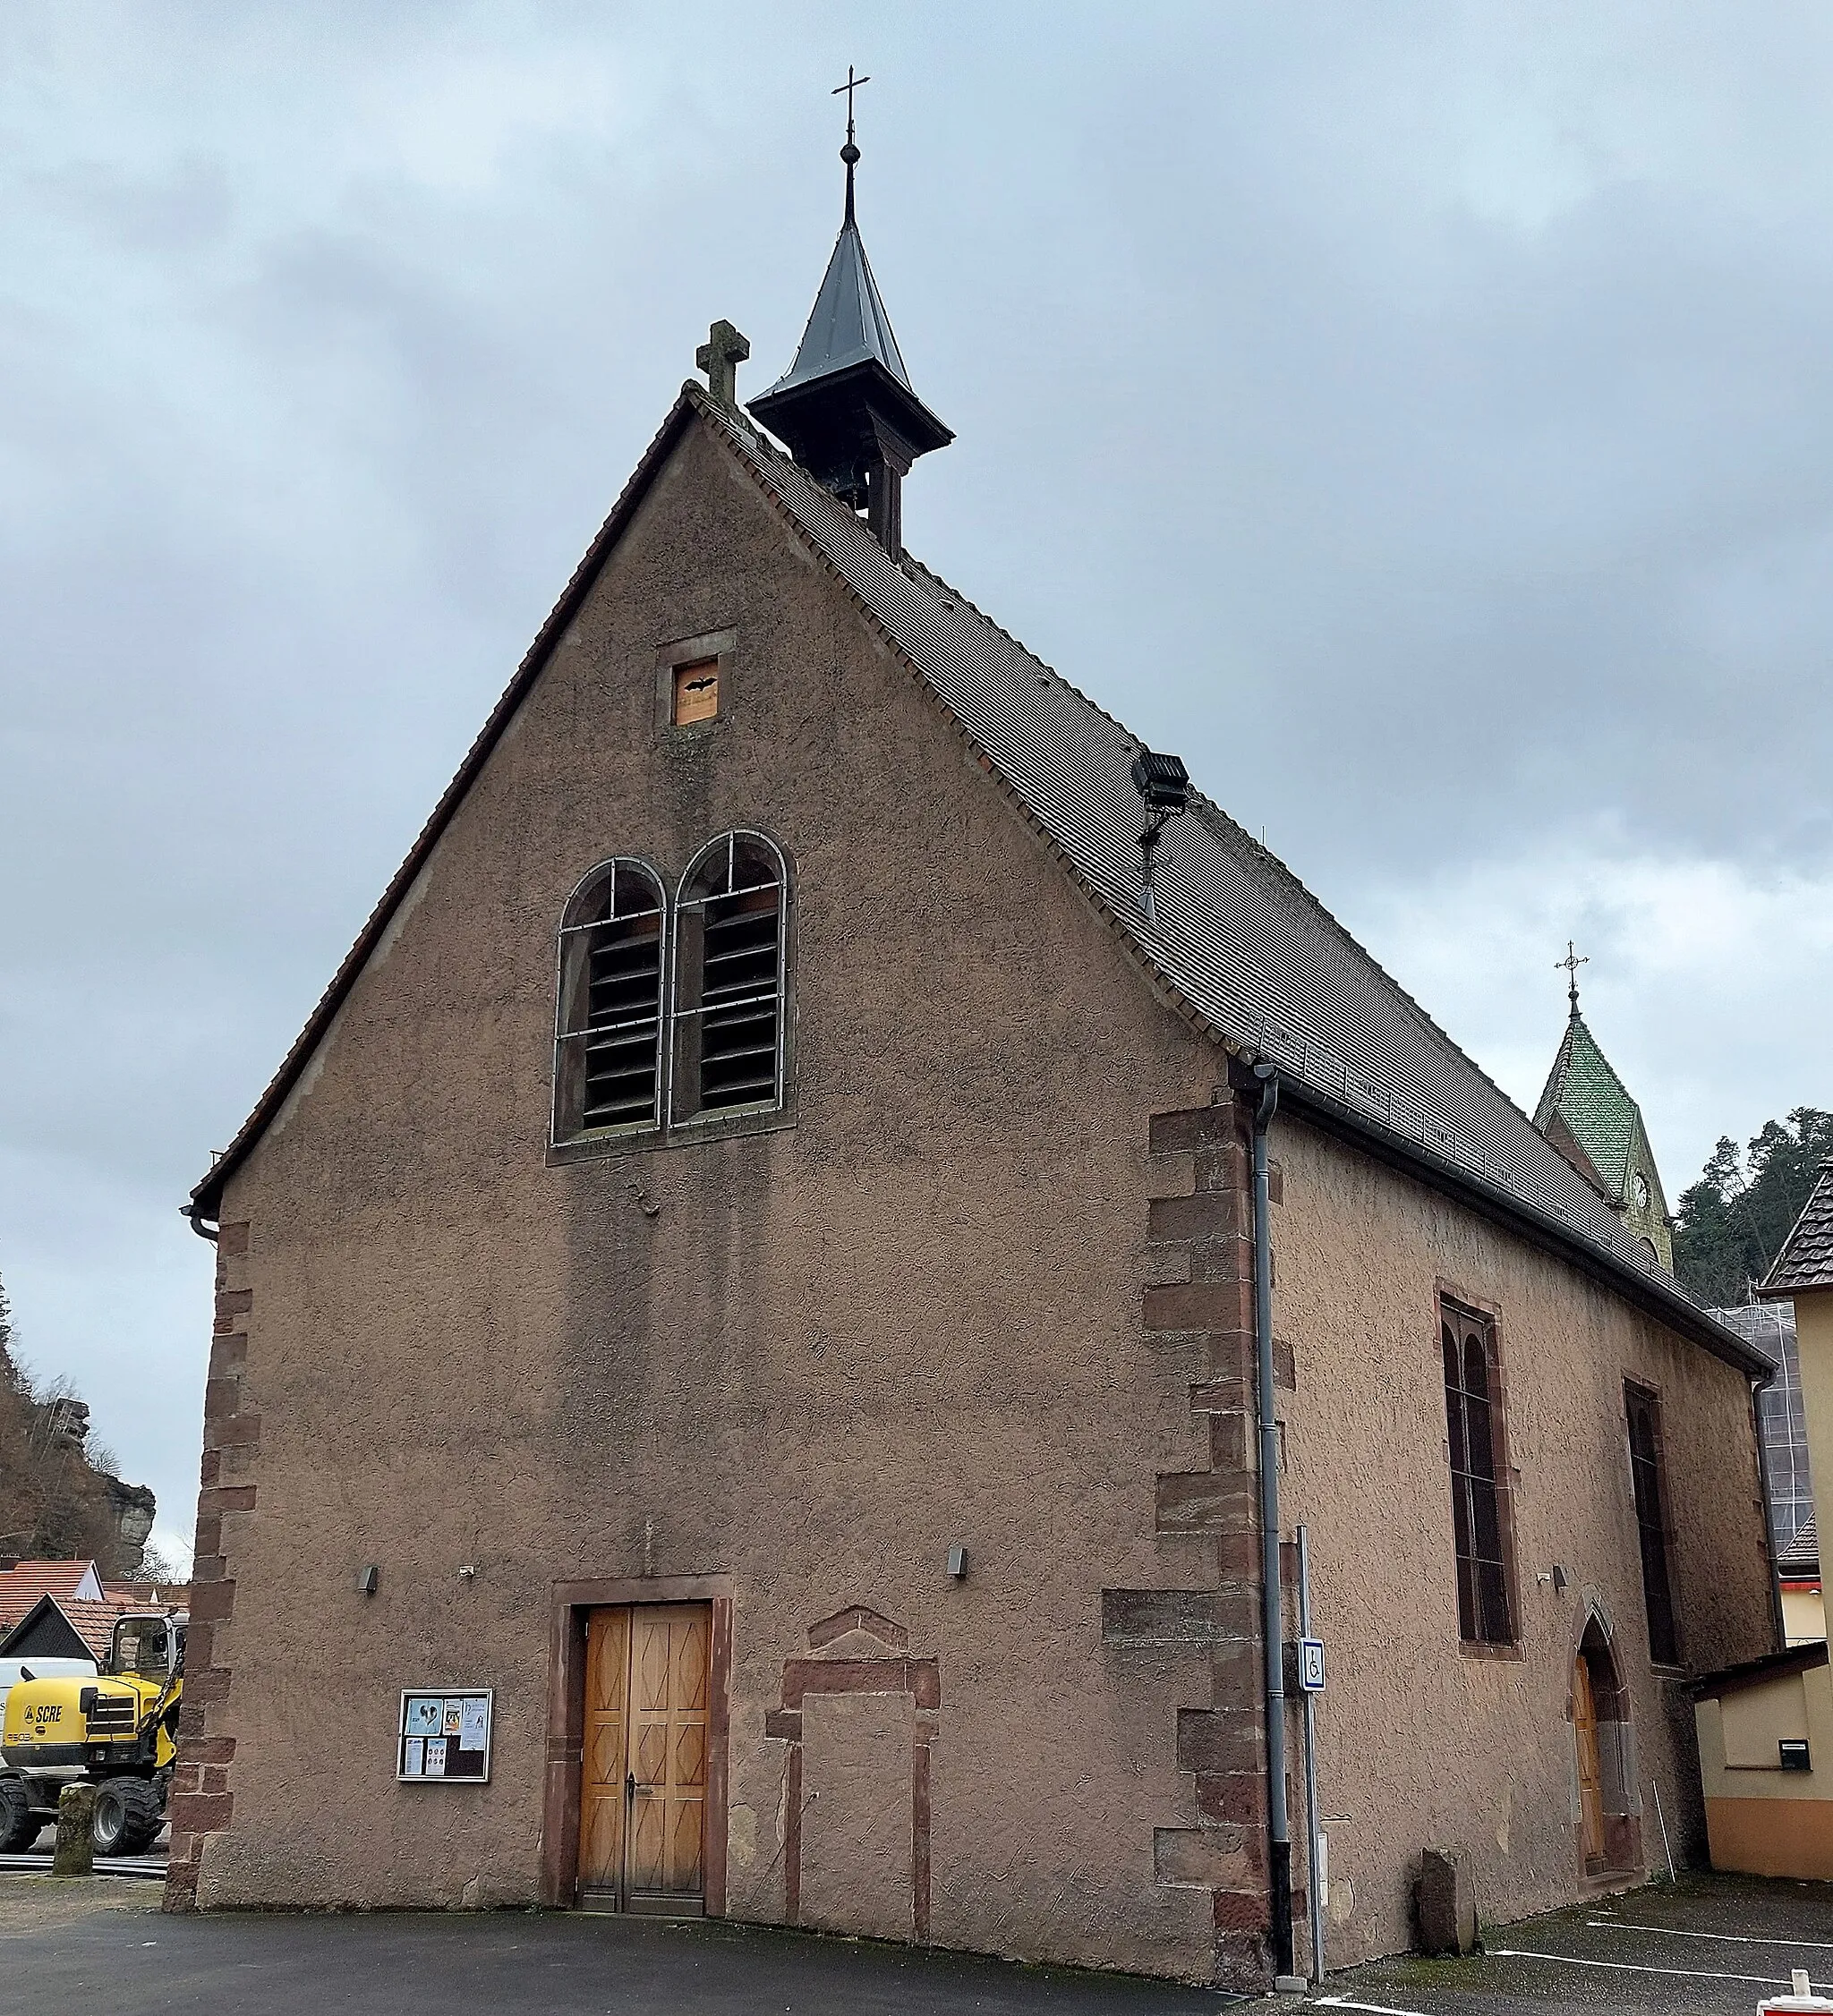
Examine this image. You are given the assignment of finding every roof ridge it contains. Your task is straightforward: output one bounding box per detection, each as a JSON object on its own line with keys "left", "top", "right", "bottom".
{"left": 1533, "top": 1017, "right": 1578, "bottom": 1122}
{"left": 898, "top": 557, "right": 1121, "bottom": 726}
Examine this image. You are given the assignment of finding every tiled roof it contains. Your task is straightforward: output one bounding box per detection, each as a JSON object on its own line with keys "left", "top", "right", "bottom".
{"left": 186, "top": 386, "right": 1768, "bottom": 1379}
{"left": 1778, "top": 1510, "right": 1819, "bottom": 1576}
{"left": 1689, "top": 1638, "right": 1829, "bottom": 1702}
{"left": 0, "top": 1560, "right": 102, "bottom": 1629}
{"left": 1762, "top": 1164, "right": 1833, "bottom": 1297}
{"left": 0, "top": 1588, "right": 182, "bottom": 1661}
{"left": 700, "top": 396, "right": 1754, "bottom": 1363}
{"left": 54, "top": 1600, "right": 141, "bottom": 1660}
{"left": 1532, "top": 1013, "right": 1643, "bottom": 1205}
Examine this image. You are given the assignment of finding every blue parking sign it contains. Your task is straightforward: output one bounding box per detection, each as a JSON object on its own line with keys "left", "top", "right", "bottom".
{"left": 1299, "top": 1637, "right": 1326, "bottom": 1693}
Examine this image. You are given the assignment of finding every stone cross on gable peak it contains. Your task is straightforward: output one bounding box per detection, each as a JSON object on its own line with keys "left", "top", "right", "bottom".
{"left": 696, "top": 319, "right": 751, "bottom": 406}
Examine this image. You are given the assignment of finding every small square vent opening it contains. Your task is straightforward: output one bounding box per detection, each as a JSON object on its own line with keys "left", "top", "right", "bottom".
{"left": 673, "top": 659, "right": 720, "bottom": 726}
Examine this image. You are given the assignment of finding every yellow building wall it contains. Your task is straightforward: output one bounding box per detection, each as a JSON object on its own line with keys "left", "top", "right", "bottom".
{"left": 1782, "top": 1582, "right": 1826, "bottom": 1647}
{"left": 1695, "top": 1662, "right": 1833, "bottom": 1878}
{"left": 1799, "top": 1294, "right": 1833, "bottom": 1611}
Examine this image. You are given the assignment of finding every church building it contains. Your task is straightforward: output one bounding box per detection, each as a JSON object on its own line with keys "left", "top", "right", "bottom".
{"left": 167, "top": 124, "right": 1778, "bottom": 1991}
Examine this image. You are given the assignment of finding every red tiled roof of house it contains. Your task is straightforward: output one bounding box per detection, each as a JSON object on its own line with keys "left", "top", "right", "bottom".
{"left": 54, "top": 1599, "right": 147, "bottom": 1660}
{"left": 0, "top": 1560, "right": 103, "bottom": 1630}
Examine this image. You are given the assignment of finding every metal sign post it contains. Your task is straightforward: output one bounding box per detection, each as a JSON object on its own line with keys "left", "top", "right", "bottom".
{"left": 1296, "top": 1527, "right": 1326, "bottom": 1986}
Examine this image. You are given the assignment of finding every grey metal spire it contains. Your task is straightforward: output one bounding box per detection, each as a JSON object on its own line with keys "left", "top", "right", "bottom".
{"left": 755, "top": 70, "right": 914, "bottom": 403}
{"left": 747, "top": 71, "right": 951, "bottom": 559}
{"left": 757, "top": 216, "right": 916, "bottom": 401}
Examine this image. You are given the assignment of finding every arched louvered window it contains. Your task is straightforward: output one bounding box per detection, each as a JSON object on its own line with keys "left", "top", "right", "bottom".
{"left": 553, "top": 859, "right": 668, "bottom": 1139}
{"left": 672, "top": 833, "right": 786, "bottom": 1121}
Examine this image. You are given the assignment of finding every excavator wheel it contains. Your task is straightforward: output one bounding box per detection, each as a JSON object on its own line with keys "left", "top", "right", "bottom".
{"left": 0, "top": 1774, "right": 44, "bottom": 1851}
{"left": 92, "top": 1778, "right": 165, "bottom": 1857}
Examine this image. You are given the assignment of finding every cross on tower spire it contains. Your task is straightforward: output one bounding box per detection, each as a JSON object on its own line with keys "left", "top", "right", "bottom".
{"left": 1556, "top": 940, "right": 1590, "bottom": 1017}
{"left": 832, "top": 64, "right": 870, "bottom": 225}
{"left": 748, "top": 70, "right": 951, "bottom": 560}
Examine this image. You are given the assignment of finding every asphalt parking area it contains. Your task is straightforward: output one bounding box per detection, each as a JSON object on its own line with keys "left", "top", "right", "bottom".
{"left": 0, "top": 1893, "right": 1220, "bottom": 2016}
{"left": 0, "top": 1869, "right": 1824, "bottom": 2016}
{"left": 1303, "top": 1873, "right": 1833, "bottom": 2016}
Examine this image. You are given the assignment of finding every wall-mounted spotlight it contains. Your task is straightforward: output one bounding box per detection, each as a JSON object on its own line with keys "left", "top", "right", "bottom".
{"left": 947, "top": 1544, "right": 968, "bottom": 1580}
{"left": 1130, "top": 750, "right": 1191, "bottom": 927}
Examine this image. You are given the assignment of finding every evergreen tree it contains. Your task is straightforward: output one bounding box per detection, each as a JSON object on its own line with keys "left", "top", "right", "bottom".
{"left": 1674, "top": 1108, "right": 1833, "bottom": 1306}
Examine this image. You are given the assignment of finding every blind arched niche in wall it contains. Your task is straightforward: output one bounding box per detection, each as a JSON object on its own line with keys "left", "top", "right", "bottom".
{"left": 672, "top": 832, "right": 786, "bottom": 1121}
{"left": 553, "top": 858, "right": 668, "bottom": 1138}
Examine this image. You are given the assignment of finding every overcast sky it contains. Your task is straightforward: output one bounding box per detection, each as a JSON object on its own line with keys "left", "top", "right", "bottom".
{"left": 4, "top": 4, "right": 1830, "bottom": 1568}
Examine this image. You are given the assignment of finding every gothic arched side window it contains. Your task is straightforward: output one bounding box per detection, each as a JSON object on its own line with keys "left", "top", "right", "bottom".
{"left": 672, "top": 832, "right": 787, "bottom": 1122}
{"left": 552, "top": 859, "right": 668, "bottom": 1139}
{"left": 1441, "top": 1304, "right": 1516, "bottom": 1646}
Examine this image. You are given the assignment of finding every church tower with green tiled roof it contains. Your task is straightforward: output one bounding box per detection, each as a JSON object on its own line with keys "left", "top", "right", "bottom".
{"left": 1532, "top": 979, "right": 1675, "bottom": 1270}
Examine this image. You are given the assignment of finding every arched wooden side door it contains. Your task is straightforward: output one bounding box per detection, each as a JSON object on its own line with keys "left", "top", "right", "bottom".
{"left": 1573, "top": 1654, "right": 1607, "bottom": 1872}
{"left": 575, "top": 1603, "right": 710, "bottom": 1914}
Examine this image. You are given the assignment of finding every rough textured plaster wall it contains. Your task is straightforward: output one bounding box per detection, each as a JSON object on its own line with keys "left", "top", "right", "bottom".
{"left": 799, "top": 1692, "right": 916, "bottom": 1939}
{"left": 1273, "top": 1117, "right": 1773, "bottom": 1964}
{"left": 180, "top": 416, "right": 1229, "bottom": 1979}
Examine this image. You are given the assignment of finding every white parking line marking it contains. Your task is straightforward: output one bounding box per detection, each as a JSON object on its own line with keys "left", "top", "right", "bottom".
{"left": 1493, "top": 1946, "right": 1789, "bottom": 1986}
{"left": 1316, "top": 1997, "right": 1431, "bottom": 2015}
{"left": 1587, "top": 1917, "right": 1833, "bottom": 1952}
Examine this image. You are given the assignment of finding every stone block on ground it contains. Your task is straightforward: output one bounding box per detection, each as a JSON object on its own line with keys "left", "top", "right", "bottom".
{"left": 1415, "top": 1844, "right": 1476, "bottom": 1955}
{"left": 51, "top": 1784, "right": 97, "bottom": 1877}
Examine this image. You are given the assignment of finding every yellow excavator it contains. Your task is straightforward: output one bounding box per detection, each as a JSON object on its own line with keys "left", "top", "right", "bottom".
{"left": 0, "top": 1610, "right": 183, "bottom": 1855}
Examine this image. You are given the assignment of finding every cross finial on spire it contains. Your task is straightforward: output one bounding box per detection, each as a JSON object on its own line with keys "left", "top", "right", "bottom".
{"left": 831, "top": 64, "right": 870, "bottom": 226}
{"left": 1556, "top": 940, "right": 1590, "bottom": 1017}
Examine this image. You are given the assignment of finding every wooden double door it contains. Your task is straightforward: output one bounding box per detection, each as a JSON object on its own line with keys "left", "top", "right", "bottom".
{"left": 577, "top": 1604, "right": 711, "bottom": 1913}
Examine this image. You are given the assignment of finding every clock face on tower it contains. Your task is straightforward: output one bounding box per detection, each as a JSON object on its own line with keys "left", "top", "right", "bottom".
{"left": 1633, "top": 1171, "right": 1650, "bottom": 1212}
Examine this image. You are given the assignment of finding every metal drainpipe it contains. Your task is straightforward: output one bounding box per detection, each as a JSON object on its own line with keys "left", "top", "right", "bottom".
{"left": 1251, "top": 1061, "right": 1293, "bottom": 1982}
{"left": 1749, "top": 1364, "right": 1786, "bottom": 1651}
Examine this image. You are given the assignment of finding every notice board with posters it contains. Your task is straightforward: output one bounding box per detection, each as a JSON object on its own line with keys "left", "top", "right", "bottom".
{"left": 397, "top": 1689, "right": 493, "bottom": 1782}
